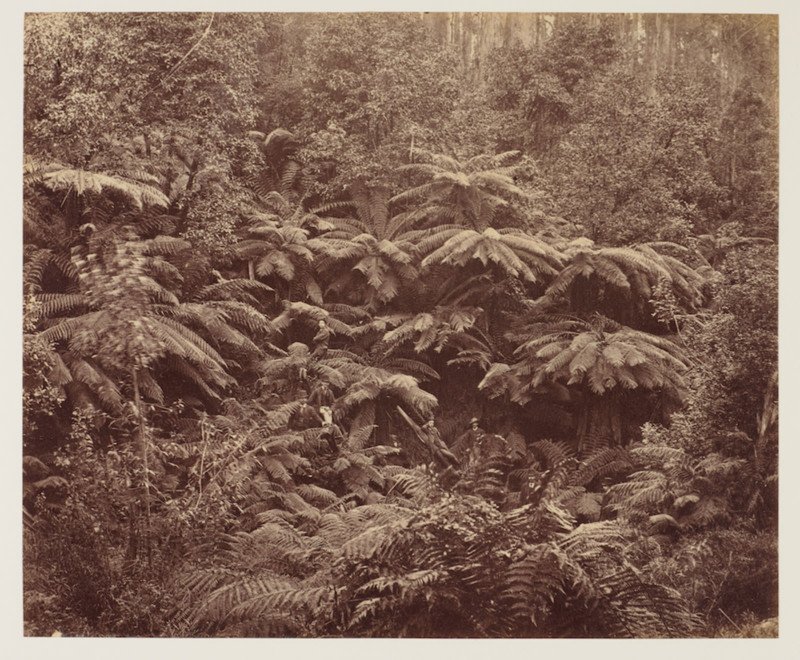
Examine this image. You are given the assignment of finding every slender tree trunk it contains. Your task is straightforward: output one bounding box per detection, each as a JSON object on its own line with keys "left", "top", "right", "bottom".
{"left": 248, "top": 259, "right": 255, "bottom": 280}
{"left": 125, "top": 476, "right": 139, "bottom": 561}
{"left": 131, "top": 365, "right": 151, "bottom": 565}
{"left": 609, "top": 392, "right": 623, "bottom": 446}
{"left": 576, "top": 398, "right": 590, "bottom": 452}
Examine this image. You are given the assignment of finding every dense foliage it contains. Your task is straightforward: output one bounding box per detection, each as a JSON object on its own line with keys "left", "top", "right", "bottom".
{"left": 23, "top": 13, "right": 778, "bottom": 638}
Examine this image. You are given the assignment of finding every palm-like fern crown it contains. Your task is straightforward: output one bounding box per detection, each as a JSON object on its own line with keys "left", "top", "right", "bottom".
{"left": 364, "top": 305, "right": 495, "bottom": 370}
{"left": 324, "top": 185, "right": 417, "bottom": 242}
{"left": 391, "top": 150, "right": 528, "bottom": 231}
{"left": 237, "top": 218, "right": 313, "bottom": 270}
{"left": 517, "top": 317, "right": 689, "bottom": 400}
{"left": 315, "top": 186, "right": 422, "bottom": 309}
{"left": 336, "top": 366, "right": 438, "bottom": 418}
{"left": 26, "top": 159, "right": 170, "bottom": 212}
{"left": 254, "top": 190, "right": 339, "bottom": 234}
{"left": 256, "top": 336, "right": 439, "bottom": 449}
{"left": 64, "top": 236, "right": 189, "bottom": 367}
{"left": 377, "top": 306, "right": 482, "bottom": 354}
{"left": 544, "top": 239, "right": 706, "bottom": 313}
{"left": 247, "top": 128, "right": 311, "bottom": 201}
{"left": 326, "top": 345, "right": 439, "bottom": 434}
{"left": 235, "top": 210, "right": 324, "bottom": 303}
{"left": 320, "top": 233, "right": 418, "bottom": 303}
{"left": 419, "top": 226, "right": 564, "bottom": 283}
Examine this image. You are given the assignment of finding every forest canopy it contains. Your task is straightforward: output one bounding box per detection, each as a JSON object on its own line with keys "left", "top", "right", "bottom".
{"left": 22, "top": 12, "right": 778, "bottom": 638}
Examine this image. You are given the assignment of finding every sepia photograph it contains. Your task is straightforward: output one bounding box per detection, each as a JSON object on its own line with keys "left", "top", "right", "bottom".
{"left": 20, "top": 7, "right": 782, "bottom": 642}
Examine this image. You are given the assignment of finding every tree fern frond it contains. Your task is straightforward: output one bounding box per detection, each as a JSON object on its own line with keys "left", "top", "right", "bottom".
{"left": 35, "top": 293, "right": 88, "bottom": 318}
{"left": 39, "top": 166, "right": 170, "bottom": 209}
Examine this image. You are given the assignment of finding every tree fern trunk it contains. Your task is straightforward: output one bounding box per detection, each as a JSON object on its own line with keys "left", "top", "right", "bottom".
{"left": 125, "top": 480, "right": 139, "bottom": 561}
{"left": 576, "top": 394, "right": 624, "bottom": 453}
{"left": 248, "top": 259, "right": 255, "bottom": 281}
{"left": 583, "top": 394, "right": 624, "bottom": 451}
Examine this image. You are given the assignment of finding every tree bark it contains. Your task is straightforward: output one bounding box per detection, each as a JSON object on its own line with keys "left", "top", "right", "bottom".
{"left": 577, "top": 393, "right": 623, "bottom": 452}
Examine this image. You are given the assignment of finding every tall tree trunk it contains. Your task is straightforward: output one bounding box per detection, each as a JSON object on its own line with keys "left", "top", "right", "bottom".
{"left": 131, "top": 365, "right": 151, "bottom": 564}
{"left": 576, "top": 399, "right": 590, "bottom": 452}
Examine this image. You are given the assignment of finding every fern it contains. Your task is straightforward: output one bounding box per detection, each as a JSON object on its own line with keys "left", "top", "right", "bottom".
{"left": 391, "top": 150, "right": 532, "bottom": 231}
{"left": 34, "top": 163, "right": 170, "bottom": 210}
{"left": 543, "top": 240, "right": 707, "bottom": 322}
{"left": 313, "top": 184, "right": 424, "bottom": 309}
{"left": 422, "top": 227, "right": 564, "bottom": 283}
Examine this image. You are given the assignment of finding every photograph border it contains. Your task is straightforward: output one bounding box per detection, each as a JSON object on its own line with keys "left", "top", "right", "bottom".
{"left": 5, "top": 2, "right": 798, "bottom": 658}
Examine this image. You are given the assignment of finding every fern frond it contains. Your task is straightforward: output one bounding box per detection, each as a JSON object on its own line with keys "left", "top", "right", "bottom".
{"left": 40, "top": 166, "right": 170, "bottom": 209}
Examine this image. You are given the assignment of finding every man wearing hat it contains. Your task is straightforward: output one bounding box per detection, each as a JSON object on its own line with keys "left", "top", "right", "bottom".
{"left": 452, "top": 417, "right": 486, "bottom": 468}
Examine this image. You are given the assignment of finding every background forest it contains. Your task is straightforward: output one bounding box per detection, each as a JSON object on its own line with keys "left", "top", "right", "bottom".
{"left": 22, "top": 12, "right": 778, "bottom": 638}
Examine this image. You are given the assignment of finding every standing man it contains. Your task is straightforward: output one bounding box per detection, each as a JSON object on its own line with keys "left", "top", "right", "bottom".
{"left": 319, "top": 405, "right": 343, "bottom": 453}
{"left": 311, "top": 319, "right": 331, "bottom": 358}
{"left": 452, "top": 417, "right": 485, "bottom": 468}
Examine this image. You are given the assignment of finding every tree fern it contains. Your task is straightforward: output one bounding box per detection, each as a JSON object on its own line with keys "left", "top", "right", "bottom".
{"left": 490, "top": 316, "right": 689, "bottom": 448}
{"left": 36, "top": 235, "right": 271, "bottom": 413}
{"left": 391, "top": 149, "right": 531, "bottom": 231}
{"left": 315, "top": 185, "right": 423, "bottom": 309}
{"left": 234, "top": 213, "right": 324, "bottom": 303}
{"left": 247, "top": 128, "right": 312, "bottom": 202}
{"left": 31, "top": 161, "right": 170, "bottom": 210}
{"left": 421, "top": 227, "right": 564, "bottom": 283}
{"left": 541, "top": 239, "right": 707, "bottom": 324}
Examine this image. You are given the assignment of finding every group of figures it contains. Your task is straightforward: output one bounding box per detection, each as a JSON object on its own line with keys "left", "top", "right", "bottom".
{"left": 318, "top": 404, "right": 509, "bottom": 477}
{"left": 285, "top": 318, "right": 509, "bottom": 475}
{"left": 419, "top": 417, "right": 507, "bottom": 473}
